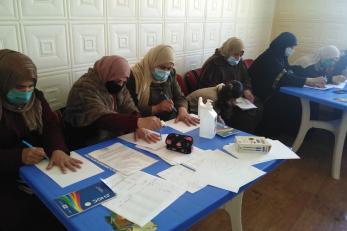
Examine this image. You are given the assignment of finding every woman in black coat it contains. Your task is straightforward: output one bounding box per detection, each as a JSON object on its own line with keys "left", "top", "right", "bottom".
{"left": 249, "top": 32, "right": 326, "bottom": 138}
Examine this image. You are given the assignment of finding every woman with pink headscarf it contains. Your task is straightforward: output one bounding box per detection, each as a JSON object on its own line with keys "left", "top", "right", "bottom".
{"left": 64, "top": 55, "right": 161, "bottom": 149}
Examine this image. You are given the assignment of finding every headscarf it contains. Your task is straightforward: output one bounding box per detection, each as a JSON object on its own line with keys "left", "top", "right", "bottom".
{"left": 131, "top": 44, "right": 175, "bottom": 111}
{"left": 64, "top": 55, "right": 137, "bottom": 127}
{"left": 94, "top": 55, "right": 130, "bottom": 82}
{"left": 0, "top": 49, "right": 43, "bottom": 133}
{"left": 293, "top": 45, "right": 340, "bottom": 68}
{"left": 219, "top": 37, "right": 245, "bottom": 57}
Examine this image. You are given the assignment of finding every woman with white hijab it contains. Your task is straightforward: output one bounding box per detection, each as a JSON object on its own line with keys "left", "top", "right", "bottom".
{"left": 292, "top": 45, "right": 346, "bottom": 84}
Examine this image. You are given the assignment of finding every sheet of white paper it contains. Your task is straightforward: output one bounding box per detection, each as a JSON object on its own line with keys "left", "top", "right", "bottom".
{"left": 35, "top": 151, "right": 103, "bottom": 188}
{"left": 139, "top": 145, "right": 204, "bottom": 166}
{"left": 165, "top": 114, "right": 200, "bottom": 133}
{"left": 102, "top": 171, "right": 185, "bottom": 227}
{"left": 119, "top": 132, "right": 168, "bottom": 151}
{"left": 235, "top": 97, "right": 257, "bottom": 110}
{"left": 304, "top": 81, "right": 346, "bottom": 90}
{"left": 88, "top": 143, "right": 157, "bottom": 175}
{"left": 157, "top": 165, "right": 207, "bottom": 193}
{"left": 223, "top": 139, "right": 300, "bottom": 166}
{"left": 183, "top": 149, "right": 265, "bottom": 192}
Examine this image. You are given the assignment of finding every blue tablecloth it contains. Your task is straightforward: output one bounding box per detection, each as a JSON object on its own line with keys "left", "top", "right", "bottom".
{"left": 20, "top": 126, "right": 283, "bottom": 231}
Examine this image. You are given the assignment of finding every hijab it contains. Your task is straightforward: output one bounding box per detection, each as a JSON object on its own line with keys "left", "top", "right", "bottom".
{"left": 219, "top": 37, "right": 245, "bottom": 57}
{"left": 293, "top": 45, "right": 340, "bottom": 68}
{"left": 0, "top": 49, "right": 43, "bottom": 133}
{"left": 64, "top": 55, "right": 136, "bottom": 127}
{"left": 131, "top": 44, "right": 175, "bottom": 111}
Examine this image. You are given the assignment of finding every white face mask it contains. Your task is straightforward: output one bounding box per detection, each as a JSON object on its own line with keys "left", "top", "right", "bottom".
{"left": 285, "top": 47, "right": 295, "bottom": 57}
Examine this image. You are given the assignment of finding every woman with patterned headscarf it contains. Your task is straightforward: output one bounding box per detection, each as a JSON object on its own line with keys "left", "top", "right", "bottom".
{"left": 292, "top": 45, "right": 345, "bottom": 84}
{"left": 0, "top": 49, "right": 81, "bottom": 230}
{"left": 64, "top": 55, "right": 162, "bottom": 149}
{"left": 127, "top": 44, "right": 199, "bottom": 125}
{"left": 197, "top": 37, "right": 262, "bottom": 133}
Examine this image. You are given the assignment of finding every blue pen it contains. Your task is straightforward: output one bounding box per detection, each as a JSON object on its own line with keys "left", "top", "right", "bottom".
{"left": 161, "top": 92, "right": 177, "bottom": 113}
{"left": 22, "top": 140, "right": 49, "bottom": 160}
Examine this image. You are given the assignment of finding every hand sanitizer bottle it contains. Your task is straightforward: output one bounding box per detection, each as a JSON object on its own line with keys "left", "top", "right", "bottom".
{"left": 198, "top": 97, "right": 217, "bottom": 139}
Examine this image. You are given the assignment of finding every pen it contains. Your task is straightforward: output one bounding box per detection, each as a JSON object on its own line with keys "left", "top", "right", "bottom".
{"left": 161, "top": 92, "right": 177, "bottom": 113}
{"left": 22, "top": 140, "right": 49, "bottom": 160}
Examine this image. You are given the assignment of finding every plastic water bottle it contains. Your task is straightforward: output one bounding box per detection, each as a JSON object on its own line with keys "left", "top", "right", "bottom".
{"left": 198, "top": 97, "right": 217, "bottom": 139}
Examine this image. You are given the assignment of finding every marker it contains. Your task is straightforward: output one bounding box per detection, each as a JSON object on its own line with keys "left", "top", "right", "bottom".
{"left": 161, "top": 92, "right": 177, "bottom": 113}
{"left": 22, "top": 140, "right": 49, "bottom": 160}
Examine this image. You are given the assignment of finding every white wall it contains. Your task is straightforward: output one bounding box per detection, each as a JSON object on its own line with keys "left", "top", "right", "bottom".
{"left": 0, "top": 0, "right": 276, "bottom": 110}
{"left": 272, "top": 0, "right": 347, "bottom": 62}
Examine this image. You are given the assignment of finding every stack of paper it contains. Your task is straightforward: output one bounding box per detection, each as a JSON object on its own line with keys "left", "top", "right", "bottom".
{"left": 182, "top": 149, "right": 265, "bottom": 192}
{"left": 139, "top": 145, "right": 204, "bottom": 166}
{"left": 165, "top": 114, "right": 200, "bottom": 133}
{"left": 88, "top": 143, "right": 157, "bottom": 175}
{"left": 102, "top": 171, "right": 186, "bottom": 227}
{"left": 157, "top": 165, "right": 207, "bottom": 193}
{"left": 119, "top": 132, "right": 168, "bottom": 151}
{"left": 304, "top": 80, "right": 346, "bottom": 90}
{"left": 235, "top": 97, "right": 257, "bottom": 110}
{"left": 223, "top": 139, "right": 300, "bottom": 165}
{"left": 35, "top": 151, "right": 103, "bottom": 188}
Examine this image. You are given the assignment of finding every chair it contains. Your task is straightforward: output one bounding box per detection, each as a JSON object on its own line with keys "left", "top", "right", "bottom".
{"left": 243, "top": 59, "right": 254, "bottom": 69}
{"left": 176, "top": 73, "right": 189, "bottom": 96}
{"left": 183, "top": 68, "right": 202, "bottom": 95}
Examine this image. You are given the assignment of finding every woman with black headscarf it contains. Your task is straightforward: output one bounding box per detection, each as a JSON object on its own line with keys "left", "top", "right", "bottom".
{"left": 249, "top": 32, "right": 326, "bottom": 137}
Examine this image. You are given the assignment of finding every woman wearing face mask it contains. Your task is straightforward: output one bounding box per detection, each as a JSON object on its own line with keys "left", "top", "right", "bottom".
{"left": 292, "top": 45, "right": 345, "bottom": 84}
{"left": 249, "top": 32, "right": 326, "bottom": 137}
{"left": 127, "top": 44, "right": 199, "bottom": 125}
{"left": 198, "top": 37, "right": 255, "bottom": 103}
{"left": 64, "top": 55, "right": 162, "bottom": 150}
{"left": 0, "top": 49, "right": 81, "bottom": 230}
{"left": 197, "top": 37, "right": 262, "bottom": 133}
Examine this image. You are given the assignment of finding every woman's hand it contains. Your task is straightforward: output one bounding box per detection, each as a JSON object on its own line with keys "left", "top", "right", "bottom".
{"left": 22, "top": 147, "right": 46, "bottom": 165}
{"left": 152, "top": 99, "right": 174, "bottom": 114}
{"left": 305, "top": 77, "right": 326, "bottom": 88}
{"left": 46, "top": 150, "right": 83, "bottom": 174}
{"left": 175, "top": 107, "right": 200, "bottom": 126}
{"left": 137, "top": 116, "right": 162, "bottom": 131}
{"left": 135, "top": 128, "right": 161, "bottom": 143}
{"left": 332, "top": 75, "right": 346, "bottom": 84}
{"left": 243, "top": 89, "right": 255, "bottom": 102}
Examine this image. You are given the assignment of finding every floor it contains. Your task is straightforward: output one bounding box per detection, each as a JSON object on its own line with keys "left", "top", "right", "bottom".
{"left": 189, "top": 129, "right": 347, "bottom": 231}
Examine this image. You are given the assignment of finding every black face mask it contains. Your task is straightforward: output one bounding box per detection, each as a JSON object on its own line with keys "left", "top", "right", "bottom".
{"left": 105, "top": 81, "right": 124, "bottom": 94}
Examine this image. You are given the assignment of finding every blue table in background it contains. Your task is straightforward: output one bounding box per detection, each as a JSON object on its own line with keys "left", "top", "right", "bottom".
{"left": 20, "top": 126, "right": 283, "bottom": 231}
{"left": 281, "top": 86, "right": 347, "bottom": 179}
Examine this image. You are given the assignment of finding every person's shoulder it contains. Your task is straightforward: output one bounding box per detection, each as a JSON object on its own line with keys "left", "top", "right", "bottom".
{"left": 34, "top": 89, "right": 44, "bottom": 99}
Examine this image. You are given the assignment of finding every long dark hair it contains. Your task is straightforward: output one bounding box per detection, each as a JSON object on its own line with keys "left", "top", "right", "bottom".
{"left": 216, "top": 80, "right": 243, "bottom": 108}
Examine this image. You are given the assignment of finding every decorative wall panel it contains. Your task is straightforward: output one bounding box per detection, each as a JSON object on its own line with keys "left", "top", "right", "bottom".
{"left": 0, "top": 0, "right": 276, "bottom": 109}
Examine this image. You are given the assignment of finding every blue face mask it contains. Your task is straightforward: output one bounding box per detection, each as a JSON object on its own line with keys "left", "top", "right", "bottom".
{"left": 6, "top": 89, "right": 33, "bottom": 105}
{"left": 320, "top": 59, "right": 335, "bottom": 69}
{"left": 152, "top": 68, "right": 170, "bottom": 82}
{"left": 227, "top": 56, "right": 240, "bottom": 66}
{"left": 285, "top": 47, "right": 295, "bottom": 57}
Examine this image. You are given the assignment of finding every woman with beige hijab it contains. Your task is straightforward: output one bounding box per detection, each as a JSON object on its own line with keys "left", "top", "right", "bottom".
{"left": 64, "top": 55, "right": 161, "bottom": 149}
{"left": 0, "top": 49, "right": 81, "bottom": 230}
{"left": 127, "top": 44, "right": 199, "bottom": 125}
{"left": 198, "top": 37, "right": 262, "bottom": 133}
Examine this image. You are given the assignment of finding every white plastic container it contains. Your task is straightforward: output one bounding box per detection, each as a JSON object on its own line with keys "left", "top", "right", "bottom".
{"left": 198, "top": 97, "right": 217, "bottom": 139}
